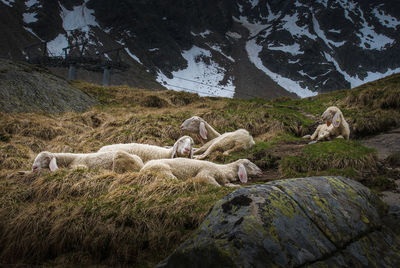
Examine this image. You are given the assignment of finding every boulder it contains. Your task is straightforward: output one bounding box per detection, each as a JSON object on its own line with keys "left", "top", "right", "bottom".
{"left": 157, "top": 176, "right": 400, "bottom": 267}
{"left": 0, "top": 59, "right": 96, "bottom": 113}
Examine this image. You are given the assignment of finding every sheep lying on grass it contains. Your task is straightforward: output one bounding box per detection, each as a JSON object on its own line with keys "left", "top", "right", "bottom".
{"left": 180, "top": 116, "right": 221, "bottom": 143}
{"left": 98, "top": 136, "right": 194, "bottom": 163}
{"left": 304, "top": 106, "right": 350, "bottom": 142}
{"left": 32, "top": 151, "right": 143, "bottom": 173}
{"left": 194, "top": 129, "right": 255, "bottom": 160}
{"left": 140, "top": 158, "right": 262, "bottom": 187}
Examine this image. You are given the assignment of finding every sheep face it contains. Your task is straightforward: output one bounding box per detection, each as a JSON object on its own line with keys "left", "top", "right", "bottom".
{"left": 172, "top": 136, "right": 194, "bottom": 158}
{"left": 322, "top": 106, "right": 341, "bottom": 127}
{"left": 32, "top": 151, "right": 58, "bottom": 172}
{"left": 235, "top": 159, "right": 262, "bottom": 183}
{"left": 180, "top": 116, "right": 208, "bottom": 140}
{"left": 180, "top": 116, "right": 201, "bottom": 132}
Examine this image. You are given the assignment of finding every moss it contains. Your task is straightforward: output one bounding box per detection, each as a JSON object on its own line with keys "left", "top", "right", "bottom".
{"left": 280, "top": 140, "right": 376, "bottom": 175}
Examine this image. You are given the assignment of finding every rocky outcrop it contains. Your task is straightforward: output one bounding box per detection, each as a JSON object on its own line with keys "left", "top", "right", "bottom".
{"left": 157, "top": 176, "right": 400, "bottom": 267}
{"left": 0, "top": 59, "right": 96, "bottom": 113}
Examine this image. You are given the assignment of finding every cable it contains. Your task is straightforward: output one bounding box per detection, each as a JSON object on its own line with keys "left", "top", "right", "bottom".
{"left": 163, "top": 83, "right": 222, "bottom": 97}
{"left": 172, "top": 76, "right": 260, "bottom": 99}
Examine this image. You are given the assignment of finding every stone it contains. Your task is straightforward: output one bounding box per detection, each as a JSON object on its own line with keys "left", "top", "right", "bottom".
{"left": 157, "top": 176, "right": 400, "bottom": 267}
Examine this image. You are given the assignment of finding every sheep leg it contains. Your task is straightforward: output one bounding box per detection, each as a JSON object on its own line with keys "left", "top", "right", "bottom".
{"left": 71, "top": 164, "right": 88, "bottom": 170}
{"left": 222, "top": 142, "right": 242, "bottom": 156}
{"left": 194, "top": 142, "right": 221, "bottom": 160}
{"left": 310, "top": 125, "right": 323, "bottom": 140}
{"left": 225, "top": 183, "right": 240, "bottom": 188}
{"left": 193, "top": 174, "right": 221, "bottom": 187}
{"left": 194, "top": 139, "right": 214, "bottom": 155}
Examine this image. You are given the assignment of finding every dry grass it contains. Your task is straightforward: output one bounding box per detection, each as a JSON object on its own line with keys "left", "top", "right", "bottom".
{"left": 0, "top": 76, "right": 399, "bottom": 266}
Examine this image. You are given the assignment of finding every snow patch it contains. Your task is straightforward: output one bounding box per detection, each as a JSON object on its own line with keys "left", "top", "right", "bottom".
{"left": 47, "top": 34, "right": 69, "bottom": 56}
{"left": 157, "top": 46, "right": 235, "bottom": 98}
{"left": 323, "top": 52, "right": 400, "bottom": 87}
{"left": 267, "top": 43, "right": 304, "bottom": 56}
{"left": 312, "top": 15, "right": 346, "bottom": 48}
{"left": 281, "top": 12, "right": 317, "bottom": 40}
{"left": 246, "top": 39, "right": 317, "bottom": 98}
{"left": 266, "top": 3, "right": 280, "bottom": 22}
{"left": 25, "top": 0, "right": 39, "bottom": 8}
{"left": 23, "top": 12, "right": 38, "bottom": 24}
{"left": 328, "top": 29, "right": 341, "bottom": 33}
{"left": 191, "top": 30, "right": 211, "bottom": 38}
{"left": 60, "top": 1, "right": 99, "bottom": 31}
{"left": 226, "top": 31, "right": 242, "bottom": 39}
{"left": 124, "top": 48, "right": 142, "bottom": 64}
{"left": 373, "top": 7, "right": 400, "bottom": 29}
{"left": 149, "top": 48, "right": 159, "bottom": 52}
{"left": 233, "top": 16, "right": 268, "bottom": 37}
{"left": 356, "top": 8, "right": 394, "bottom": 50}
{"left": 1, "top": 0, "right": 14, "bottom": 7}
{"left": 207, "top": 44, "right": 235, "bottom": 62}
{"left": 248, "top": 0, "right": 258, "bottom": 9}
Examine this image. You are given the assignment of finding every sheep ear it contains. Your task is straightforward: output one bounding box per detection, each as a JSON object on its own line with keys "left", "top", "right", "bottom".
{"left": 199, "top": 122, "right": 208, "bottom": 140}
{"left": 49, "top": 157, "right": 58, "bottom": 171}
{"left": 171, "top": 143, "right": 178, "bottom": 158}
{"left": 237, "top": 164, "right": 248, "bottom": 183}
{"left": 333, "top": 112, "right": 341, "bottom": 128}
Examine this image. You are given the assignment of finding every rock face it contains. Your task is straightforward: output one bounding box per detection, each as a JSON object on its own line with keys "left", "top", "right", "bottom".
{"left": 157, "top": 176, "right": 400, "bottom": 267}
{"left": 0, "top": 59, "right": 96, "bottom": 113}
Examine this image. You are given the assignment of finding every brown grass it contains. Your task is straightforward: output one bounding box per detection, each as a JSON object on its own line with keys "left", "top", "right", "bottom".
{"left": 0, "top": 76, "right": 399, "bottom": 266}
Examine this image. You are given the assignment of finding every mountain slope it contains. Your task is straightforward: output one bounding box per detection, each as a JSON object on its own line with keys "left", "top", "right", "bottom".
{"left": 1, "top": 0, "right": 399, "bottom": 98}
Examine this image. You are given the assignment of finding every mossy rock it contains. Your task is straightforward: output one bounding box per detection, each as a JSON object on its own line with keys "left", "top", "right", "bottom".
{"left": 157, "top": 177, "right": 400, "bottom": 267}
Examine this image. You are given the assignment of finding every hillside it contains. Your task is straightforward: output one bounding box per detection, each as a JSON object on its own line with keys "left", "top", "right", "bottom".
{"left": 0, "top": 74, "right": 400, "bottom": 266}
{"left": 0, "top": 58, "right": 96, "bottom": 113}
{"left": 1, "top": 0, "right": 400, "bottom": 98}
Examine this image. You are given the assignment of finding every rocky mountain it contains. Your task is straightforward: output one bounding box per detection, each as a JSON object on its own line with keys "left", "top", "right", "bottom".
{"left": 1, "top": 0, "right": 400, "bottom": 99}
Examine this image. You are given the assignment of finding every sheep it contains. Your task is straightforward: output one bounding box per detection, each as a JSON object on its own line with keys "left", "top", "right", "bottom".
{"left": 303, "top": 123, "right": 334, "bottom": 142}
{"left": 98, "top": 136, "right": 194, "bottom": 163}
{"left": 193, "top": 129, "right": 255, "bottom": 160}
{"left": 303, "top": 106, "right": 350, "bottom": 142}
{"left": 140, "top": 158, "right": 262, "bottom": 187}
{"left": 32, "top": 151, "right": 144, "bottom": 173}
{"left": 180, "top": 116, "right": 221, "bottom": 144}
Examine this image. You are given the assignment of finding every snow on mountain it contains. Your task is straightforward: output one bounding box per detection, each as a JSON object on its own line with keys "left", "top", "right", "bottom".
{"left": 3, "top": 0, "right": 400, "bottom": 99}
{"left": 45, "top": 0, "right": 99, "bottom": 56}
{"left": 157, "top": 46, "right": 235, "bottom": 98}
{"left": 246, "top": 38, "right": 317, "bottom": 98}
{"left": 1, "top": 0, "right": 14, "bottom": 7}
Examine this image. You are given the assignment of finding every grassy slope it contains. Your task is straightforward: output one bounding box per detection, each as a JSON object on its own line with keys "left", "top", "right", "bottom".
{"left": 0, "top": 74, "right": 400, "bottom": 266}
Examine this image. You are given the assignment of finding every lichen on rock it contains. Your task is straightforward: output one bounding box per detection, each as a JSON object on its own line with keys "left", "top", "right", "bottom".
{"left": 157, "top": 176, "right": 400, "bottom": 267}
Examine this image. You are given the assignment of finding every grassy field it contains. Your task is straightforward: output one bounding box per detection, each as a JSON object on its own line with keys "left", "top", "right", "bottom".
{"left": 0, "top": 74, "right": 399, "bottom": 266}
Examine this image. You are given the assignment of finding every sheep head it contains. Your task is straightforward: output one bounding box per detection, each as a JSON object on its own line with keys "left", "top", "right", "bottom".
{"left": 235, "top": 159, "right": 262, "bottom": 183}
{"left": 32, "top": 151, "right": 58, "bottom": 172}
{"left": 322, "top": 106, "right": 343, "bottom": 128}
{"left": 180, "top": 116, "right": 208, "bottom": 140}
{"left": 171, "top": 136, "right": 195, "bottom": 158}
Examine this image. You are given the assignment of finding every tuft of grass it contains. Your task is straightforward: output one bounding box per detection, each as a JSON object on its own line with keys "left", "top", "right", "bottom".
{"left": 279, "top": 139, "right": 377, "bottom": 178}
{"left": 0, "top": 170, "right": 232, "bottom": 266}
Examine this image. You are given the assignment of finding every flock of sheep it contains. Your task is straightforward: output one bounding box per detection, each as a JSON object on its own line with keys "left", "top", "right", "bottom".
{"left": 31, "top": 106, "right": 350, "bottom": 187}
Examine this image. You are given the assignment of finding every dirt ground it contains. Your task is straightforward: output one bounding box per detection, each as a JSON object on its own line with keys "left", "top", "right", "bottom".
{"left": 362, "top": 128, "right": 400, "bottom": 210}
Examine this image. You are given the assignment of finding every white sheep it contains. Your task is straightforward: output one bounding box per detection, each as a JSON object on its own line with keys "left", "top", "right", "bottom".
{"left": 303, "top": 106, "right": 350, "bottom": 142}
{"left": 98, "top": 136, "right": 194, "bottom": 163}
{"left": 194, "top": 129, "right": 255, "bottom": 160}
{"left": 303, "top": 123, "right": 334, "bottom": 142}
{"left": 32, "top": 151, "right": 144, "bottom": 173}
{"left": 140, "top": 158, "right": 262, "bottom": 187}
{"left": 180, "top": 116, "right": 221, "bottom": 144}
